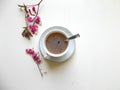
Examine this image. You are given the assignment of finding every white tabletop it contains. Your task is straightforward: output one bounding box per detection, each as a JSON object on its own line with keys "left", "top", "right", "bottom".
{"left": 0, "top": 0, "right": 120, "bottom": 90}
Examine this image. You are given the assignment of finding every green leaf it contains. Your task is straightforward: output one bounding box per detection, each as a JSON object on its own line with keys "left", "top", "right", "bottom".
{"left": 22, "top": 28, "right": 32, "bottom": 40}
{"left": 18, "top": 4, "right": 24, "bottom": 8}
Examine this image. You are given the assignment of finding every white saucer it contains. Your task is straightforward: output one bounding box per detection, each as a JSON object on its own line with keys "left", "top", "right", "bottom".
{"left": 39, "top": 26, "right": 75, "bottom": 62}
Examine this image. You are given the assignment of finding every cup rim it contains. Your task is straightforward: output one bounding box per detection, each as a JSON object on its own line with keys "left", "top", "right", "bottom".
{"left": 43, "top": 29, "right": 70, "bottom": 58}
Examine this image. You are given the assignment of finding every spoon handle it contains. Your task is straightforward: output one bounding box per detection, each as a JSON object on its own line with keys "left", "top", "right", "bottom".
{"left": 66, "top": 34, "right": 80, "bottom": 41}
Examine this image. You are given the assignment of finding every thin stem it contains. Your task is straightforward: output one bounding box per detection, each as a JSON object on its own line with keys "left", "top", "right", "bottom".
{"left": 32, "top": 0, "right": 42, "bottom": 26}
{"left": 26, "top": 0, "right": 43, "bottom": 7}
{"left": 38, "top": 0, "right": 43, "bottom": 5}
{"left": 25, "top": 14, "right": 29, "bottom": 28}
{"left": 32, "top": 6, "right": 39, "bottom": 25}
{"left": 23, "top": 5, "right": 29, "bottom": 28}
{"left": 37, "top": 64, "right": 43, "bottom": 77}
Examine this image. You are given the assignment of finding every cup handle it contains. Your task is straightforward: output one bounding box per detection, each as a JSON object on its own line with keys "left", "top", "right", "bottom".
{"left": 43, "top": 53, "right": 50, "bottom": 60}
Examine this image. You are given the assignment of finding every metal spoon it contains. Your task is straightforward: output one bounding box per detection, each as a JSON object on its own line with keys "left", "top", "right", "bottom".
{"left": 65, "top": 34, "right": 80, "bottom": 41}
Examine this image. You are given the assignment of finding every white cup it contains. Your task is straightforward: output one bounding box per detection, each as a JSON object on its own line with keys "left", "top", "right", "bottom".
{"left": 39, "top": 26, "right": 75, "bottom": 62}
{"left": 43, "top": 29, "right": 70, "bottom": 60}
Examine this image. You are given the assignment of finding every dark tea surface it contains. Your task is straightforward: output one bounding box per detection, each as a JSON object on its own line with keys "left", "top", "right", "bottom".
{"left": 46, "top": 32, "right": 68, "bottom": 54}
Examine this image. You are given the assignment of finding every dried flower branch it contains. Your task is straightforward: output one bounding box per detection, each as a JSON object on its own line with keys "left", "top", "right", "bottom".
{"left": 18, "top": 0, "right": 43, "bottom": 39}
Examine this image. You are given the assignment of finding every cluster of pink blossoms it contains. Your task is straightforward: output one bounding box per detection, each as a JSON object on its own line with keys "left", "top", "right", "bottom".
{"left": 26, "top": 48, "right": 43, "bottom": 76}
{"left": 26, "top": 7, "right": 41, "bottom": 34}
{"left": 26, "top": 48, "right": 41, "bottom": 64}
{"left": 18, "top": 0, "right": 43, "bottom": 39}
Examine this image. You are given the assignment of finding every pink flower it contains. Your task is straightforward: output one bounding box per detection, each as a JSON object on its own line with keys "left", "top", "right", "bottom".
{"left": 31, "top": 52, "right": 41, "bottom": 64}
{"left": 26, "top": 49, "right": 29, "bottom": 54}
{"left": 26, "top": 48, "right": 41, "bottom": 64}
{"left": 35, "top": 58, "right": 41, "bottom": 64}
{"left": 29, "top": 25, "right": 38, "bottom": 34}
{"left": 26, "top": 14, "right": 29, "bottom": 17}
{"left": 35, "top": 16, "right": 40, "bottom": 24}
{"left": 32, "top": 6, "right": 36, "bottom": 12}
{"left": 33, "top": 55, "right": 41, "bottom": 64}
{"left": 27, "top": 16, "right": 33, "bottom": 23}
{"left": 26, "top": 49, "right": 34, "bottom": 54}
{"left": 32, "top": 53, "right": 37, "bottom": 59}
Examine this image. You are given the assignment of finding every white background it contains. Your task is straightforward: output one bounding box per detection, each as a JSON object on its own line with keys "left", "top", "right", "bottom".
{"left": 0, "top": 0, "right": 120, "bottom": 90}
